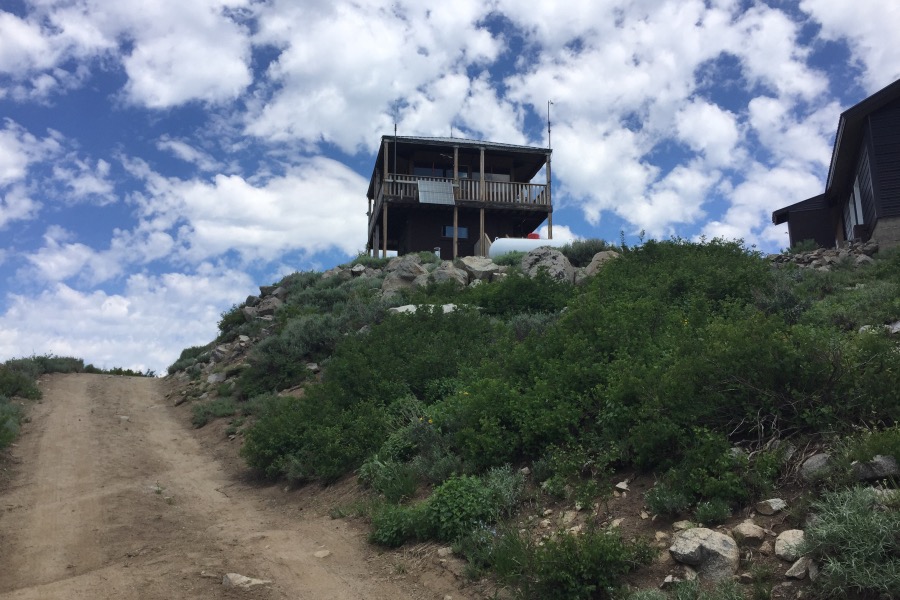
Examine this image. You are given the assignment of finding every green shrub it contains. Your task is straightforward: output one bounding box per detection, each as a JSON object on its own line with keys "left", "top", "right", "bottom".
{"left": 645, "top": 482, "right": 691, "bottom": 516}
{"left": 358, "top": 456, "right": 419, "bottom": 504}
{"left": 426, "top": 475, "right": 496, "bottom": 541}
{"left": 492, "top": 251, "right": 526, "bottom": 267}
{"left": 369, "top": 502, "right": 422, "bottom": 547}
{"left": 0, "top": 397, "right": 22, "bottom": 449}
{"left": 788, "top": 238, "right": 819, "bottom": 254}
{"left": 693, "top": 498, "right": 731, "bottom": 525}
{"left": 668, "top": 579, "right": 746, "bottom": 600}
{"left": 191, "top": 397, "right": 237, "bottom": 428}
{"left": 167, "top": 345, "right": 209, "bottom": 374}
{"left": 801, "top": 487, "right": 900, "bottom": 598}
{"left": 345, "top": 254, "right": 391, "bottom": 269}
{"left": 0, "top": 367, "right": 40, "bottom": 400}
{"left": 559, "top": 238, "right": 619, "bottom": 267}
{"left": 846, "top": 424, "right": 900, "bottom": 462}
{"left": 217, "top": 303, "right": 246, "bottom": 339}
{"left": 499, "top": 528, "right": 654, "bottom": 600}
{"left": 482, "top": 465, "right": 525, "bottom": 517}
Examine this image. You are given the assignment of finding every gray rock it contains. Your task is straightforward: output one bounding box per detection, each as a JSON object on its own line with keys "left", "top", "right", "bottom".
{"left": 350, "top": 263, "right": 367, "bottom": 276}
{"left": 582, "top": 250, "right": 621, "bottom": 279}
{"left": 385, "top": 254, "right": 428, "bottom": 280}
{"left": 256, "top": 296, "right": 283, "bottom": 316}
{"left": 521, "top": 247, "right": 575, "bottom": 283}
{"left": 855, "top": 254, "right": 875, "bottom": 266}
{"left": 852, "top": 455, "right": 900, "bottom": 481}
{"left": 785, "top": 556, "right": 816, "bottom": 580}
{"left": 210, "top": 345, "right": 229, "bottom": 363}
{"left": 800, "top": 453, "right": 831, "bottom": 481}
{"left": 272, "top": 286, "right": 287, "bottom": 300}
{"left": 245, "top": 295, "right": 260, "bottom": 307}
{"left": 775, "top": 530, "right": 805, "bottom": 562}
{"left": 756, "top": 498, "right": 787, "bottom": 515}
{"left": 459, "top": 256, "right": 500, "bottom": 281}
{"left": 241, "top": 306, "right": 259, "bottom": 321}
{"left": 431, "top": 263, "right": 469, "bottom": 287}
{"left": 207, "top": 372, "right": 226, "bottom": 385}
{"left": 669, "top": 528, "right": 739, "bottom": 581}
{"left": 381, "top": 272, "right": 417, "bottom": 298}
{"left": 259, "top": 285, "right": 276, "bottom": 296}
{"left": 732, "top": 520, "right": 767, "bottom": 545}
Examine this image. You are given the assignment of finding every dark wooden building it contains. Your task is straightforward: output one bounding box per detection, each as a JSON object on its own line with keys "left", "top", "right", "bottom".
{"left": 773, "top": 78, "right": 900, "bottom": 249}
{"left": 365, "top": 136, "right": 552, "bottom": 259}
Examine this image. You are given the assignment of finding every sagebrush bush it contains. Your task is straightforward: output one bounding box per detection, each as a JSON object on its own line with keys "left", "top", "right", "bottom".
{"left": 0, "top": 397, "right": 22, "bottom": 449}
{"left": 498, "top": 528, "right": 654, "bottom": 600}
{"left": 801, "top": 487, "right": 900, "bottom": 598}
{"left": 492, "top": 250, "right": 526, "bottom": 267}
{"left": 191, "top": 397, "right": 237, "bottom": 428}
{"left": 0, "top": 366, "right": 41, "bottom": 400}
{"left": 559, "top": 238, "right": 619, "bottom": 267}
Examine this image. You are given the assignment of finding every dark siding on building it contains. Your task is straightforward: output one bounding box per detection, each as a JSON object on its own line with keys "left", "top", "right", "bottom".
{"left": 869, "top": 99, "right": 900, "bottom": 218}
{"left": 855, "top": 138, "right": 877, "bottom": 226}
{"left": 787, "top": 207, "right": 835, "bottom": 248}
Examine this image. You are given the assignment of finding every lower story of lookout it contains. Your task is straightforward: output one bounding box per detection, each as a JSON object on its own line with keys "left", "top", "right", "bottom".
{"left": 369, "top": 203, "right": 550, "bottom": 260}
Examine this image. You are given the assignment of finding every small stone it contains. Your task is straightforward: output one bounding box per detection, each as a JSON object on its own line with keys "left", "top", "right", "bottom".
{"left": 640, "top": 511, "right": 650, "bottom": 520}
{"left": 615, "top": 481, "right": 630, "bottom": 491}
{"left": 732, "top": 520, "right": 767, "bottom": 545}
{"left": 775, "top": 530, "right": 805, "bottom": 562}
{"left": 660, "top": 575, "right": 682, "bottom": 589}
{"left": 756, "top": 498, "right": 787, "bottom": 515}
{"left": 519, "top": 466, "right": 531, "bottom": 476}
{"left": 542, "top": 509, "right": 554, "bottom": 517}
{"left": 436, "top": 547, "right": 453, "bottom": 558}
{"left": 222, "top": 573, "right": 272, "bottom": 589}
{"left": 785, "top": 556, "right": 813, "bottom": 579}
{"left": 313, "top": 550, "right": 331, "bottom": 559}
{"left": 539, "top": 519, "right": 551, "bottom": 528}
{"left": 610, "top": 518, "right": 624, "bottom": 528}
{"left": 759, "top": 541, "right": 774, "bottom": 556}
{"left": 655, "top": 531, "right": 670, "bottom": 542}
{"left": 738, "top": 572, "right": 754, "bottom": 584}
{"left": 562, "top": 511, "right": 578, "bottom": 525}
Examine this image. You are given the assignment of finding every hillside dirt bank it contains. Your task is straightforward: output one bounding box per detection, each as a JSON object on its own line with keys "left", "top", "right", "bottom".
{"left": 0, "top": 373, "right": 470, "bottom": 600}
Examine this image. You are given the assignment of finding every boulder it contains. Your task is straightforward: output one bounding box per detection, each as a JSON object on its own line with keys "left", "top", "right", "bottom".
{"left": 381, "top": 272, "right": 421, "bottom": 298}
{"left": 731, "top": 520, "right": 767, "bottom": 546}
{"left": 241, "top": 306, "right": 259, "bottom": 322}
{"left": 350, "top": 264, "right": 367, "bottom": 276}
{"left": 521, "top": 247, "right": 575, "bottom": 283}
{"left": 852, "top": 455, "right": 900, "bottom": 481}
{"left": 207, "top": 372, "right": 226, "bottom": 385}
{"left": 459, "top": 256, "right": 500, "bottom": 281}
{"left": 256, "top": 296, "right": 283, "bottom": 317}
{"left": 775, "top": 530, "right": 805, "bottom": 562}
{"left": 272, "top": 286, "right": 287, "bottom": 300}
{"left": 755, "top": 498, "right": 787, "bottom": 515}
{"left": 431, "top": 263, "right": 470, "bottom": 287}
{"left": 582, "top": 250, "right": 621, "bottom": 279}
{"left": 669, "top": 528, "right": 739, "bottom": 581}
{"left": 800, "top": 453, "right": 831, "bottom": 482}
{"left": 385, "top": 254, "right": 428, "bottom": 280}
{"left": 259, "top": 285, "right": 276, "bottom": 296}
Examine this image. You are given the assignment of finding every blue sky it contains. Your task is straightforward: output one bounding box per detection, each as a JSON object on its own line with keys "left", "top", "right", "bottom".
{"left": 0, "top": 0, "right": 898, "bottom": 373}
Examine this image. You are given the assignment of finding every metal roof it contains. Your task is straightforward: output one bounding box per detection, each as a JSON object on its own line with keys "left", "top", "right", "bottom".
{"left": 381, "top": 135, "right": 550, "bottom": 154}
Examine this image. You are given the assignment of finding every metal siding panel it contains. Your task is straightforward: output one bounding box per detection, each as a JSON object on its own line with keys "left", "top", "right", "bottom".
{"left": 870, "top": 101, "right": 900, "bottom": 218}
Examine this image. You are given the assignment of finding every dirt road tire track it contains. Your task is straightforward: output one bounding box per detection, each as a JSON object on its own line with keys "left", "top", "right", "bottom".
{"left": 0, "top": 374, "right": 470, "bottom": 600}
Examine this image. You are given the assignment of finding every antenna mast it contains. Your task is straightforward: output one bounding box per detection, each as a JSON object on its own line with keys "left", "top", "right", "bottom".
{"left": 547, "top": 100, "right": 553, "bottom": 149}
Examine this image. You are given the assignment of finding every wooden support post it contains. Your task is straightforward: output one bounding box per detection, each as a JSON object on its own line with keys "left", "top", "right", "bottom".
{"left": 479, "top": 147, "right": 485, "bottom": 202}
{"left": 479, "top": 208, "right": 485, "bottom": 257}
{"left": 453, "top": 206, "right": 458, "bottom": 260}
{"left": 548, "top": 212, "right": 553, "bottom": 240}
{"left": 382, "top": 202, "right": 388, "bottom": 258}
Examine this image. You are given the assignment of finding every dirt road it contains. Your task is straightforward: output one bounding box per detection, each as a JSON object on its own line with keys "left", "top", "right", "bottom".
{"left": 0, "top": 374, "right": 470, "bottom": 599}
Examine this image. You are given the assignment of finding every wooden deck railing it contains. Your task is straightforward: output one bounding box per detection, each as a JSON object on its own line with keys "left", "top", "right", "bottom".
{"left": 378, "top": 173, "right": 549, "bottom": 206}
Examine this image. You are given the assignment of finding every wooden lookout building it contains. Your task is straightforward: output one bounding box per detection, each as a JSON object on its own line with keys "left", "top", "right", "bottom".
{"left": 365, "top": 136, "right": 552, "bottom": 259}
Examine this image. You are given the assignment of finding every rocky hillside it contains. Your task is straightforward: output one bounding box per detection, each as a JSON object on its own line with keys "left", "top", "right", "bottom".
{"left": 167, "top": 240, "right": 900, "bottom": 600}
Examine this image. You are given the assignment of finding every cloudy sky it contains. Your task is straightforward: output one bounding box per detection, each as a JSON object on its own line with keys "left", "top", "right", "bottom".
{"left": 0, "top": 0, "right": 898, "bottom": 373}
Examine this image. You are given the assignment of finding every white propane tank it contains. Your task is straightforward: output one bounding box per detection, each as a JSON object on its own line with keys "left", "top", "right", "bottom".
{"left": 488, "top": 237, "right": 568, "bottom": 258}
